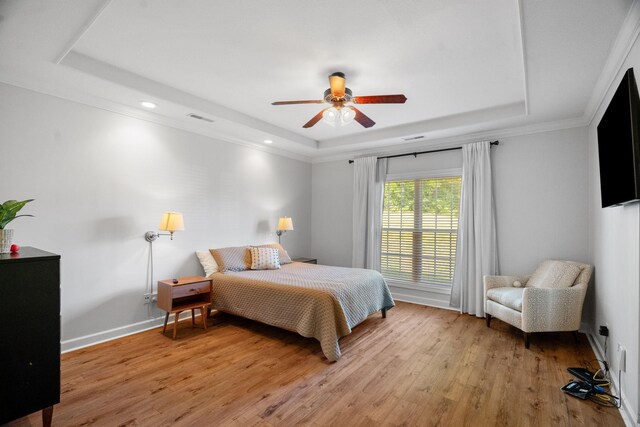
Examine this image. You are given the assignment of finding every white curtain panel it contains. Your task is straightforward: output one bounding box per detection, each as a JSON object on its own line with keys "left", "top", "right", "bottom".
{"left": 450, "top": 141, "right": 499, "bottom": 316}
{"left": 352, "top": 157, "right": 388, "bottom": 270}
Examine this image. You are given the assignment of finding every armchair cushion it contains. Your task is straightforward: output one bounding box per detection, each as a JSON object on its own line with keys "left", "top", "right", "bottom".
{"left": 527, "top": 260, "right": 583, "bottom": 289}
{"left": 486, "top": 287, "right": 524, "bottom": 312}
{"left": 483, "top": 275, "right": 530, "bottom": 292}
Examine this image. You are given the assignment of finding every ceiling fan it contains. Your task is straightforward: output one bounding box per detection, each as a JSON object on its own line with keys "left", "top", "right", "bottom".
{"left": 271, "top": 72, "right": 407, "bottom": 129}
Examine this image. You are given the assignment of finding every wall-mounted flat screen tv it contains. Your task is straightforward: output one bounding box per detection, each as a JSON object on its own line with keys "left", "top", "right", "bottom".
{"left": 597, "top": 67, "right": 640, "bottom": 208}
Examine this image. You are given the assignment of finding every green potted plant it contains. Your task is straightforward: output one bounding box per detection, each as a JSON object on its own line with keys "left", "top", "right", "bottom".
{"left": 0, "top": 199, "right": 34, "bottom": 253}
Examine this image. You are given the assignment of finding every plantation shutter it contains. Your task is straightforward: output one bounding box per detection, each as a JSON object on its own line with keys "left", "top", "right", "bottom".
{"left": 381, "top": 176, "right": 461, "bottom": 288}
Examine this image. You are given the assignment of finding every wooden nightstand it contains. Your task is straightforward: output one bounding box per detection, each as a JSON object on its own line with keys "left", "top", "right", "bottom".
{"left": 293, "top": 257, "right": 317, "bottom": 264}
{"left": 157, "top": 276, "right": 212, "bottom": 339}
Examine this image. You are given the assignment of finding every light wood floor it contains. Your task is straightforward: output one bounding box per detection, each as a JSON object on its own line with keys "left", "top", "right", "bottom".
{"left": 9, "top": 302, "right": 624, "bottom": 427}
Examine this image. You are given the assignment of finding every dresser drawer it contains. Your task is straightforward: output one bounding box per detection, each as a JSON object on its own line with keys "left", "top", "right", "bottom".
{"left": 172, "top": 281, "right": 210, "bottom": 298}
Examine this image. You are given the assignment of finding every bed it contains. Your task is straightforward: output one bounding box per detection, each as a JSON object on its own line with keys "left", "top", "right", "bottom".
{"left": 209, "top": 261, "right": 394, "bottom": 362}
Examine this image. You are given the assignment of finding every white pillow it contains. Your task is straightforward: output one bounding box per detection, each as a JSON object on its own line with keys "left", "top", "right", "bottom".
{"left": 250, "top": 247, "right": 281, "bottom": 270}
{"left": 195, "top": 250, "right": 219, "bottom": 277}
{"left": 527, "top": 260, "right": 582, "bottom": 289}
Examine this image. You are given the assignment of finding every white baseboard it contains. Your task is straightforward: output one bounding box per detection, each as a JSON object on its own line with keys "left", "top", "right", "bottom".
{"left": 583, "top": 325, "right": 638, "bottom": 427}
{"left": 61, "top": 311, "right": 201, "bottom": 353}
{"left": 61, "top": 291, "right": 456, "bottom": 353}
{"left": 61, "top": 292, "right": 454, "bottom": 354}
{"left": 391, "top": 290, "right": 459, "bottom": 312}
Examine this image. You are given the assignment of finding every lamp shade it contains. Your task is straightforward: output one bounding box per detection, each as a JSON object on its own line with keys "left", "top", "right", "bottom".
{"left": 277, "top": 216, "right": 294, "bottom": 231}
{"left": 159, "top": 212, "right": 185, "bottom": 232}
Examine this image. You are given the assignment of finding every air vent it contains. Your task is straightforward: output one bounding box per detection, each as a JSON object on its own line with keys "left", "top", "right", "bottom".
{"left": 402, "top": 135, "right": 424, "bottom": 142}
{"left": 187, "top": 113, "right": 214, "bottom": 123}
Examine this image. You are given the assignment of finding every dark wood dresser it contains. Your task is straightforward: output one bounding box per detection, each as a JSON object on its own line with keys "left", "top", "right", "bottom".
{"left": 0, "top": 247, "right": 60, "bottom": 426}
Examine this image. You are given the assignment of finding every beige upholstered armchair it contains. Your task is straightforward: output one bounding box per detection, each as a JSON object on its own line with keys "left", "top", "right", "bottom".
{"left": 484, "top": 260, "right": 593, "bottom": 348}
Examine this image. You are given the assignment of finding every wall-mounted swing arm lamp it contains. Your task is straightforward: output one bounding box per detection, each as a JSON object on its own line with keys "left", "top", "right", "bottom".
{"left": 276, "top": 216, "right": 294, "bottom": 244}
{"left": 143, "top": 212, "right": 185, "bottom": 308}
{"left": 145, "top": 212, "right": 185, "bottom": 242}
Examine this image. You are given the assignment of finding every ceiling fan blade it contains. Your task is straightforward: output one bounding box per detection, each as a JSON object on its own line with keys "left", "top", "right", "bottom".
{"left": 302, "top": 109, "right": 327, "bottom": 128}
{"left": 351, "top": 107, "right": 376, "bottom": 128}
{"left": 353, "top": 94, "right": 407, "bottom": 104}
{"left": 272, "top": 100, "right": 324, "bottom": 105}
{"left": 329, "top": 72, "right": 346, "bottom": 98}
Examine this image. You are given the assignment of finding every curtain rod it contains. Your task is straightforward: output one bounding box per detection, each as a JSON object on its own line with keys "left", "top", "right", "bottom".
{"left": 348, "top": 140, "right": 499, "bottom": 164}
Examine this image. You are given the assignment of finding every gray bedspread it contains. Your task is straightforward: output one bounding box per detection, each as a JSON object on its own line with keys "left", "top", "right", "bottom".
{"left": 210, "top": 262, "right": 394, "bottom": 361}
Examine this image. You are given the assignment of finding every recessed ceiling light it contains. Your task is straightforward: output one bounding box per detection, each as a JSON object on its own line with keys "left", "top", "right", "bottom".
{"left": 264, "top": 139, "right": 273, "bottom": 144}
{"left": 140, "top": 101, "right": 157, "bottom": 109}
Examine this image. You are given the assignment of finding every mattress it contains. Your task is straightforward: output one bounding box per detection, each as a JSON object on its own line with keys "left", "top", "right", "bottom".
{"left": 210, "top": 262, "right": 394, "bottom": 361}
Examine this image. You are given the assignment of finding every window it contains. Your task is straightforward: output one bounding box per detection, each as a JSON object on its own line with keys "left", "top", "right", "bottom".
{"left": 381, "top": 174, "right": 462, "bottom": 290}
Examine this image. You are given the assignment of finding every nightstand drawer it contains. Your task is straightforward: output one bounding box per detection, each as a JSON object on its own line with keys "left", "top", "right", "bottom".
{"left": 172, "top": 281, "right": 210, "bottom": 298}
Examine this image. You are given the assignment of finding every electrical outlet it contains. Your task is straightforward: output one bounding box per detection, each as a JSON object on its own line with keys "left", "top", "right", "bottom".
{"left": 143, "top": 293, "right": 157, "bottom": 304}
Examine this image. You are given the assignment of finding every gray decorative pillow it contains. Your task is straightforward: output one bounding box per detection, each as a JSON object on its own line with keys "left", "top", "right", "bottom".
{"left": 528, "top": 260, "right": 583, "bottom": 289}
{"left": 256, "top": 243, "right": 292, "bottom": 264}
{"left": 210, "top": 246, "right": 251, "bottom": 272}
{"left": 250, "top": 247, "right": 281, "bottom": 270}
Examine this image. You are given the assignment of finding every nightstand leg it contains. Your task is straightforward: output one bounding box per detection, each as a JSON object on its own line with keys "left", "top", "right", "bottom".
{"left": 191, "top": 308, "right": 195, "bottom": 325}
{"left": 162, "top": 312, "right": 169, "bottom": 334}
{"left": 173, "top": 312, "right": 181, "bottom": 339}
{"left": 201, "top": 306, "right": 207, "bottom": 329}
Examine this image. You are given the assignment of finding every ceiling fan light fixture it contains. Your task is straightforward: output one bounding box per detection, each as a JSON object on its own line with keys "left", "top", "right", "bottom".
{"left": 322, "top": 107, "right": 339, "bottom": 126}
{"left": 341, "top": 106, "right": 355, "bottom": 124}
{"left": 271, "top": 72, "right": 405, "bottom": 129}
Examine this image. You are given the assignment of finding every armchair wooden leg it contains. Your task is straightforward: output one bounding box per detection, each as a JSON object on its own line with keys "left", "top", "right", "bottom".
{"left": 524, "top": 332, "right": 530, "bottom": 349}
{"left": 382, "top": 308, "right": 387, "bottom": 318}
{"left": 572, "top": 331, "right": 580, "bottom": 344}
{"left": 486, "top": 313, "right": 492, "bottom": 328}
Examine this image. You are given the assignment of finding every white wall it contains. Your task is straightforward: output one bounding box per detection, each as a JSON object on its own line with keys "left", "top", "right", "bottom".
{"left": 0, "top": 83, "right": 311, "bottom": 349}
{"left": 311, "top": 160, "right": 354, "bottom": 268}
{"left": 493, "top": 127, "right": 590, "bottom": 274}
{"left": 312, "top": 127, "right": 590, "bottom": 309}
{"left": 586, "top": 40, "right": 640, "bottom": 420}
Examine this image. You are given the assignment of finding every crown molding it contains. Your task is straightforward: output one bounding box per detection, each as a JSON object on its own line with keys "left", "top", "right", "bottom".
{"left": 517, "top": 0, "right": 530, "bottom": 115}
{"left": 584, "top": 0, "right": 640, "bottom": 125}
{"left": 54, "top": 0, "right": 113, "bottom": 64}
{"left": 0, "top": 74, "right": 588, "bottom": 167}
{"left": 311, "top": 116, "right": 587, "bottom": 164}
{"left": 318, "top": 102, "right": 526, "bottom": 149}
{"left": 60, "top": 51, "right": 318, "bottom": 150}
{"left": 0, "top": 80, "right": 313, "bottom": 164}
